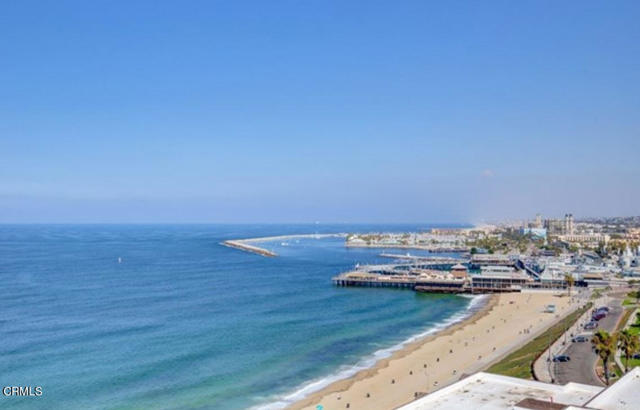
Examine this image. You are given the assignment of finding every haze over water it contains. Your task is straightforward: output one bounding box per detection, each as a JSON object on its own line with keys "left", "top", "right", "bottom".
{"left": 1, "top": 224, "right": 476, "bottom": 409}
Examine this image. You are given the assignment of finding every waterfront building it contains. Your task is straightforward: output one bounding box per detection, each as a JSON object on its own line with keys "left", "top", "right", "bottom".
{"left": 450, "top": 263, "right": 468, "bottom": 279}
{"left": 471, "top": 267, "right": 532, "bottom": 292}
{"left": 470, "top": 254, "right": 515, "bottom": 269}
{"left": 414, "top": 273, "right": 467, "bottom": 293}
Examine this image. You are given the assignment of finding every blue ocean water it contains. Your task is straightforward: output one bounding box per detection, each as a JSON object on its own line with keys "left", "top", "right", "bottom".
{"left": 0, "top": 224, "right": 476, "bottom": 410}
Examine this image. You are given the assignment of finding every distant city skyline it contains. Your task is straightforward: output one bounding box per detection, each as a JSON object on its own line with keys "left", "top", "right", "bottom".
{"left": 2, "top": 1, "right": 639, "bottom": 223}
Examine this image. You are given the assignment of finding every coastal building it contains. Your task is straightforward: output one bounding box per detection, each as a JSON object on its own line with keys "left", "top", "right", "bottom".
{"left": 545, "top": 218, "right": 566, "bottom": 235}
{"left": 564, "top": 213, "right": 575, "bottom": 235}
{"left": 521, "top": 227, "right": 547, "bottom": 239}
{"left": 471, "top": 267, "right": 532, "bottom": 292}
{"left": 430, "top": 228, "right": 467, "bottom": 236}
{"left": 450, "top": 263, "right": 468, "bottom": 279}
{"left": 400, "top": 368, "right": 640, "bottom": 410}
{"left": 470, "top": 254, "right": 515, "bottom": 269}
{"left": 345, "top": 232, "right": 468, "bottom": 251}
{"left": 557, "top": 233, "right": 610, "bottom": 245}
{"left": 541, "top": 214, "right": 574, "bottom": 236}
{"left": 414, "top": 273, "right": 467, "bottom": 293}
{"left": 620, "top": 245, "right": 634, "bottom": 269}
{"left": 535, "top": 213, "right": 543, "bottom": 229}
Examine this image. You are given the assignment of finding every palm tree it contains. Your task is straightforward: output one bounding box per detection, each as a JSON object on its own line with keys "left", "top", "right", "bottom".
{"left": 617, "top": 329, "right": 639, "bottom": 373}
{"left": 564, "top": 273, "right": 574, "bottom": 296}
{"left": 592, "top": 330, "right": 617, "bottom": 385}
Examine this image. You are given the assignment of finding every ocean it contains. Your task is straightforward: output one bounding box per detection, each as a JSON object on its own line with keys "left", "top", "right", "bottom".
{"left": 0, "top": 224, "right": 478, "bottom": 409}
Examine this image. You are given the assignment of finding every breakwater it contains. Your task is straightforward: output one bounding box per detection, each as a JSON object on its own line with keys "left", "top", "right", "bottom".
{"left": 222, "top": 233, "right": 347, "bottom": 257}
{"left": 222, "top": 240, "right": 278, "bottom": 257}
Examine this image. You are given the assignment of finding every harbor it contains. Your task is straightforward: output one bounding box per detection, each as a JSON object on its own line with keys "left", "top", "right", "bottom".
{"left": 222, "top": 233, "right": 348, "bottom": 257}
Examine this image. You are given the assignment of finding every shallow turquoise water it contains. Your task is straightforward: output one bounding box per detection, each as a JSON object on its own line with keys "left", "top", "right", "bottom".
{"left": 0, "top": 224, "right": 473, "bottom": 409}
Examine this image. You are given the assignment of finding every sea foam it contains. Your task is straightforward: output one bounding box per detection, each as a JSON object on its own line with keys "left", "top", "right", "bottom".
{"left": 254, "top": 294, "right": 490, "bottom": 409}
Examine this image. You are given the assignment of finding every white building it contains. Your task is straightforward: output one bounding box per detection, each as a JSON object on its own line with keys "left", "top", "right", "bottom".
{"left": 400, "top": 368, "right": 640, "bottom": 410}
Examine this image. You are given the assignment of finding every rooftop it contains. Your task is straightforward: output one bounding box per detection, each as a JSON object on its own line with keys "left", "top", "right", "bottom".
{"left": 399, "top": 372, "right": 603, "bottom": 410}
{"left": 400, "top": 368, "right": 640, "bottom": 409}
{"left": 583, "top": 367, "right": 640, "bottom": 409}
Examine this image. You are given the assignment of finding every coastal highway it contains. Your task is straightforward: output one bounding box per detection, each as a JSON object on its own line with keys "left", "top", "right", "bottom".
{"left": 552, "top": 297, "right": 623, "bottom": 386}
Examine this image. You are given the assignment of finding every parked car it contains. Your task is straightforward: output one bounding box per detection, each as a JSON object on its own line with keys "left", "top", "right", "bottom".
{"left": 584, "top": 321, "right": 598, "bottom": 330}
{"left": 552, "top": 355, "right": 571, "bottom": 362}
{"left": 572, "top": 335, "right": 590, "bottom": 343}
{"left": 592, "top": 312, "right": 606, "bottom": 321}
{"left": 632, "top": 353, "right": 640, "bottom": 360}
{"left": 597, "top": 306, "right": 610, "bottom": 313}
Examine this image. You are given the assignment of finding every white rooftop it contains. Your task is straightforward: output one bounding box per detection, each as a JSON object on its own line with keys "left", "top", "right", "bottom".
{"left": 583, "top": 367, "right": 640, "bottom": 410}
{"left": 401, "top": 368, "right": 640, "bottom": 409}
{"left": 399, "top": 372, "right": 602, "bottom": 410}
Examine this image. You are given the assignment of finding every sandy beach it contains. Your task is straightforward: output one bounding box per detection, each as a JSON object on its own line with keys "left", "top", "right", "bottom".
{"left": 289, "top": 291, "right": 578, "bottom": 410}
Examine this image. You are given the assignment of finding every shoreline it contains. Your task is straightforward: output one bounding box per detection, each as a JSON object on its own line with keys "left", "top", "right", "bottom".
{"left": 285, "top": 291, "right": 575, "bottom": 410}
{"left": 345, "top": 243, "right": 469, "bottom": 252}
{"left": 223, "top": 232, "right": 474, "bottom": 257}
{"left": 258, "top": 294, "right": 496, "bottom": 410}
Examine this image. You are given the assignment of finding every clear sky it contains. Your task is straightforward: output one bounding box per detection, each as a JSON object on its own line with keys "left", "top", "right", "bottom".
{"left": 1, "top": 1, "right": 639, "bottom": 223}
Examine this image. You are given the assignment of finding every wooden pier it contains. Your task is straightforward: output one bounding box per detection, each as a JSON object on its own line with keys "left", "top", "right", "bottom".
{"left": 332, "top": 273, "right": 417, "bottom": 289}
{"left": 333, "top": 270, "right": 528, "bottom": 294}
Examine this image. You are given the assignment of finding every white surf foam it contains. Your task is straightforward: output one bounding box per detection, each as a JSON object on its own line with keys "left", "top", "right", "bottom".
{"left": 252, "top": 294, "right": 490, "bottom": 409}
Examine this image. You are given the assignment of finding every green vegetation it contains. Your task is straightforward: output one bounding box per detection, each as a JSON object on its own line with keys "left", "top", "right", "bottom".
{"left": 466, "top": 230, "right": 545, "bottom": 255}
{"left": 606, "top": 240, "right": 640, "bottom": 255}
{"left": 618, "top": 328, "right": 639, "bottom": 373}
{"left": 613, "top": 362, "right": 624, "bottom": 378}
{"left": 564, "top": 273, "right": 574, "bottom": 296}
{"left": 622, "top": 291, "right": 640, "bottom": 306}
{"left": 627, "top": 312, "right": 640, "bottom": 337}
{"left": 624, "top": 312, "right": 640, "bottom": 368}
{"left": 592, "top": 330, "right": 617, "bottom": 385}
{"left": 591, "top": 289, "right": 604, "bottom": 300}
{"left": 600, "top": 308, "right": 640, "bottom": 379}
{"left": 487, "top": 303, "right": 592, "bottom": 379}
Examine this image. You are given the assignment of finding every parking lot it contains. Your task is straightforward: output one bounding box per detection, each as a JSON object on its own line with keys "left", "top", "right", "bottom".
{"left": 552, "top": 298, "right": 623, "bottom": 386}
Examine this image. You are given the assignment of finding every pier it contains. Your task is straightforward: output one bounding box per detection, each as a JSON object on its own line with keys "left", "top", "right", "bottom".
{"left": 379, "top": 253, "right": 466, "bottom": 264}
{"left": 332, "top": 262, "right": 543, "bottom": 295}
{"left": 332, "top": 272, "right": 417, "bottom": 289}
{"left": 333, "top": 271, "right": 532, "bottom": 294}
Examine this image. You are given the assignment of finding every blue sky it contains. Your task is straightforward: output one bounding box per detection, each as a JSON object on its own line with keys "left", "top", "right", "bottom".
{"left": 1, "top": 1, "right": 639, "bottom": 223}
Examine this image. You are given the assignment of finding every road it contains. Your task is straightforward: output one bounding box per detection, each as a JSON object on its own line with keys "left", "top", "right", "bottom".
{"left": 552, "top": 297, "right": 623, "bottom": 386}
